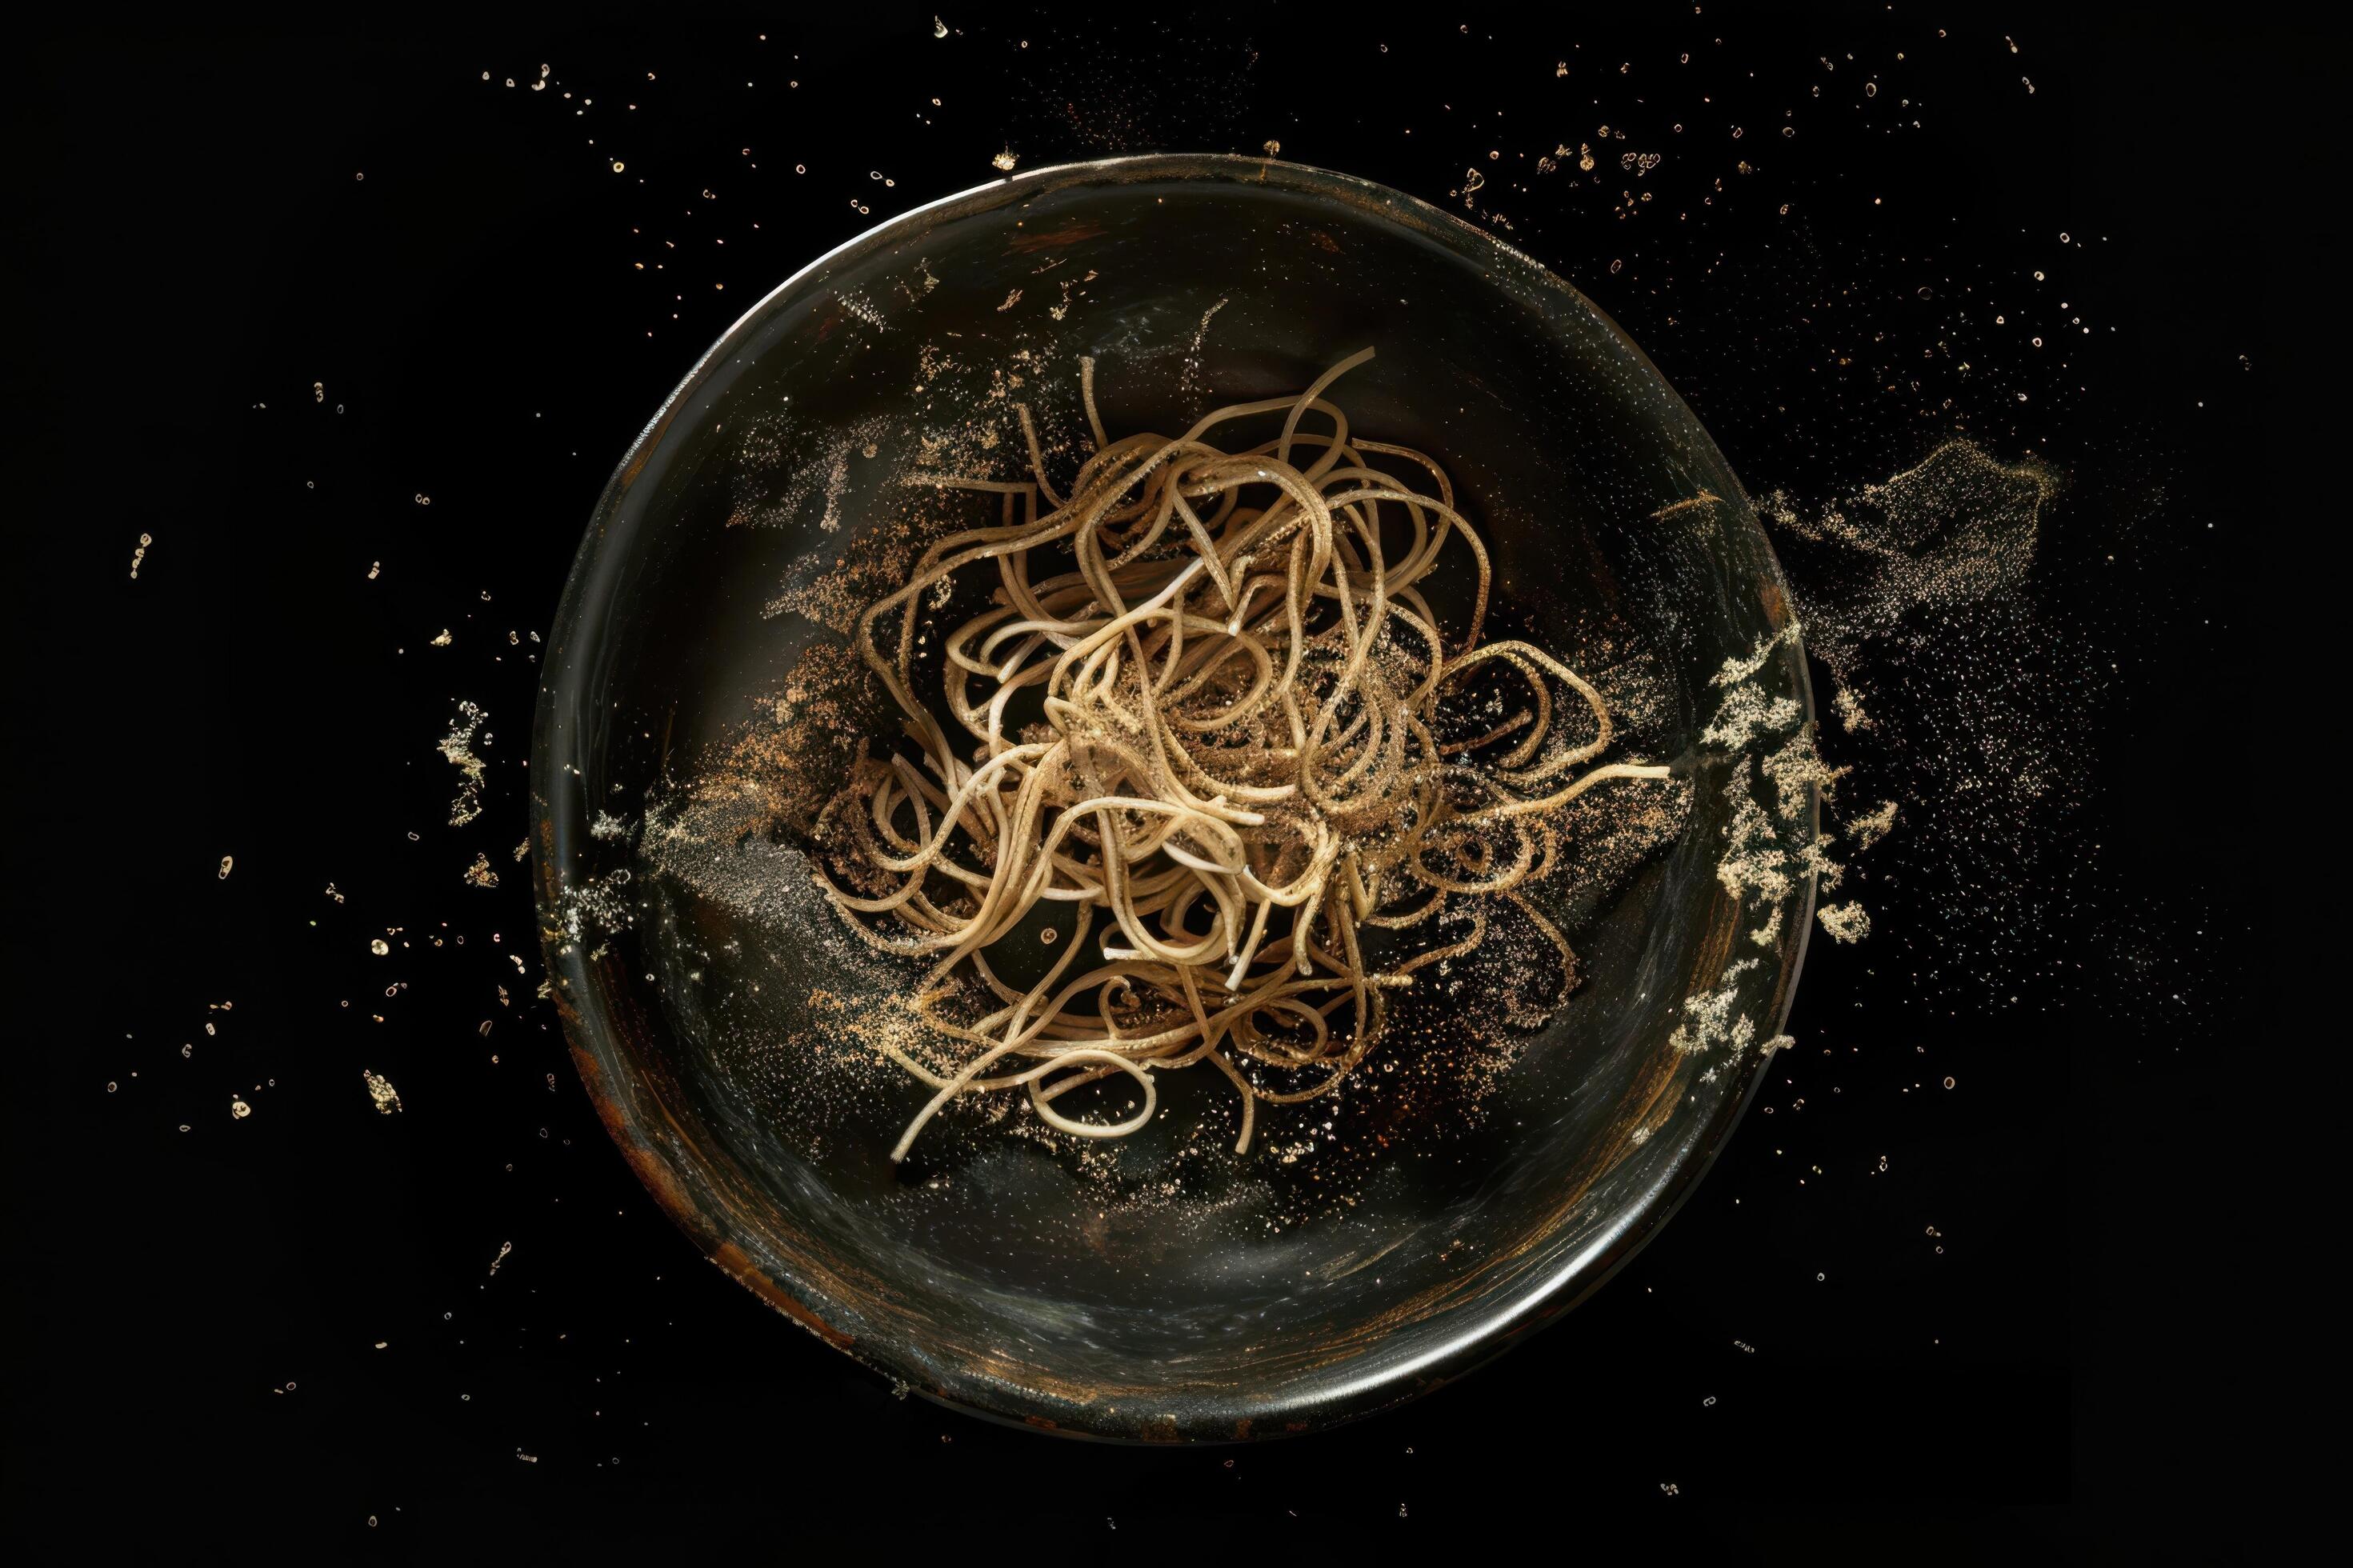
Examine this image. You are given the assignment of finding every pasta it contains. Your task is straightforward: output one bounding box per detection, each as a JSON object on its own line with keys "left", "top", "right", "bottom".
{"left": 812, "top": 349, "right": 1671, "bottom": 1159}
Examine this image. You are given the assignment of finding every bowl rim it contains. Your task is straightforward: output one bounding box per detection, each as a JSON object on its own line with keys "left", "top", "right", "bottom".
{"left": 533, "top": 150, "right": 1817, "bottom": 1443}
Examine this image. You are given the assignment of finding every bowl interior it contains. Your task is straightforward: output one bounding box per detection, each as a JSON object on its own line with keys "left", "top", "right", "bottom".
{"left": 535, "top": 154, "right": 1811, "bottom": 1441}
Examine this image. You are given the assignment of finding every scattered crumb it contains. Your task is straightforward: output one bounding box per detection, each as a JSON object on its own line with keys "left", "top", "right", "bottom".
{"left": 1817, "top": 902, "right": 1872, "bottom": 942}
{"left": 363, "top": 1070, "right": 402, "bottom": 1114}
{"left": 1849, "top": 799, "right": 1899, "bottom": 851}
{"left": 438, "top": 702, "right": 490, "bottom": 826}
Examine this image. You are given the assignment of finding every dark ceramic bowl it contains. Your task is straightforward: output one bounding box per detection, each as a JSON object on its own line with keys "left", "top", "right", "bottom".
{"left": 533, "top": 153, "right": 1814, "bottom": 1442}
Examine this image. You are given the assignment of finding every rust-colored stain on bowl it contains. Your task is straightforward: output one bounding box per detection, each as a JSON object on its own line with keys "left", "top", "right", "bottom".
{"left": 1007, "top": 219, "right": 1105, "bottom": 254}
{"left": 711, "top": 1243, "right": 856, "bottom": 1350}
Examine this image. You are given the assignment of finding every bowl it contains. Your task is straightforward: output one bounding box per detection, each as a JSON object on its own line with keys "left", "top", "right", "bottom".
{"left": 533, "top": 153, "right": 1815, "bottom": 1442}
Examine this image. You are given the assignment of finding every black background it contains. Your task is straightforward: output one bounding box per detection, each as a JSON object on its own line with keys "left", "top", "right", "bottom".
{"left": 6, "top": 5, "right": 2295, "bottom": 1556}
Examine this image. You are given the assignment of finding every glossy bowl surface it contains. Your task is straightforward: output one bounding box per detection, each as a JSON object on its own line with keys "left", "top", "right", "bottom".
{"left": 534, "top": 153, "right": 1814, "bottom": 1442}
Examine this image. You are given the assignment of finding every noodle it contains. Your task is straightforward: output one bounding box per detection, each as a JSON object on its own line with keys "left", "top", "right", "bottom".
{"left": 813, "top": 350, "right": 1672, "bottom": 1159}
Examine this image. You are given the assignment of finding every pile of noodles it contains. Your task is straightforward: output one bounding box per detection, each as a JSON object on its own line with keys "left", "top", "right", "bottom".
{"left": 813, "top": 350, "right": 1670, "bottom": 1159}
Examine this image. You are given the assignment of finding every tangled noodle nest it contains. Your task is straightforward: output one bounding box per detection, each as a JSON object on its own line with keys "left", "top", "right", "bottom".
{"left": 814, "top": 349, "right": 1671, "bottom": 1159}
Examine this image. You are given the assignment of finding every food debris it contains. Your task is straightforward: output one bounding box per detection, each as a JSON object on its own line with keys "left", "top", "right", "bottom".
{"left": 1816, "top": 902, "right": 1872, "bottom": 942}
{"left": 363, "top": 1070, "right": 402, "bottom": 1114}
{"left": 1669, "top": 960, "right": 1763, "bottom": 1058}
{"left": 438, "top": 701, "right": 490, "bottom": 826}
{"left": 1848, "top": 800, "right": 1899, "bottom": 851}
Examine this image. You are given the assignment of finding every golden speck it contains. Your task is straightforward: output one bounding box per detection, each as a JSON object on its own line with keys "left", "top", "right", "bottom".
{"left": 364, "top": 1070, "right": 403, "bottom": 1114}
{"left": 230, "top": 1098, "right": 252, "bottom": 1120}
